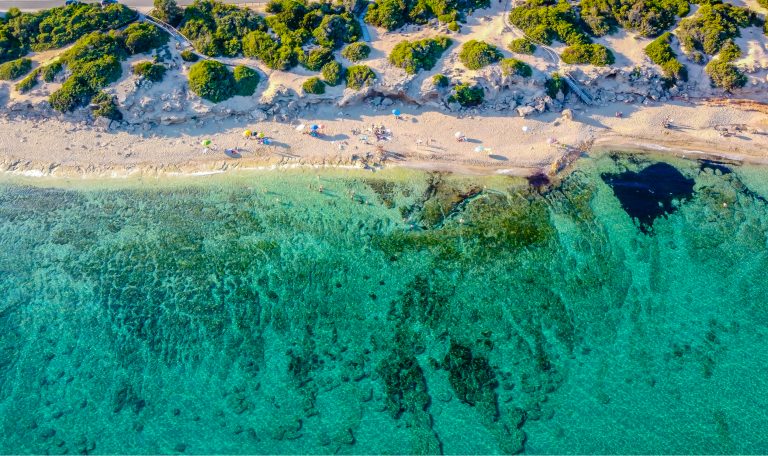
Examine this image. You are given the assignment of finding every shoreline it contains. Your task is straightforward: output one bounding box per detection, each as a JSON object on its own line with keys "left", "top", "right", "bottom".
{"left": 2, "top": 99, "right": 768, "bottom": 184}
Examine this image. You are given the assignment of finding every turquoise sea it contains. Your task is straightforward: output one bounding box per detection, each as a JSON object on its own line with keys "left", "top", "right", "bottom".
{"left": 1, "top": 152, "right": 767, "bottom": 454}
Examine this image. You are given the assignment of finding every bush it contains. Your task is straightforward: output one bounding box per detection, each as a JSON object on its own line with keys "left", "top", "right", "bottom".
{"left": 179, "top": 0, "right": 266, "bottom": 57}
{"left": 341, "top": 42, "right": 370, "bottom": 62}
{"left": 312, "top": 13, "right": 360, "bottom": 49}
{"left": 561, "top": 43, "right": 614, "bottom": 65}
{"left": 389, "top": 36, "right": 452, "bottom": 74}
{"left": 545, "top": 72, "right": 568, "bottom": 98}
{"left": 301, "top": 47, "right": 334, "bottom": 71}
{"left": 0, "top": 27, "right": 24, "bottom": 64}
{"left": 366, "top": 0, "right": 490, "bottom": 31}
{"left": 242, "top": 30, "right": 297, "bottom": 70}
{"left": 133, "top": 61, "right": 166, "bottom": 81}
{"left": 180, "top": 50, "right": 199, "bottom": 62}
{"left": 91, "top": 91, "right": 123, "bottom": 120}
{"left": 432, "top": 73, "right": 449, "bottom": 87}
{"left": 677, "top": 2, "right": 756, "bottom": 56}
{"left": 0, "top": 57, "right": 32, "bottom": 80}
{"left": 719, "top": 41, "right": 742, "bottom": 62}
{"left": 188, "top": 59, "right": 235, "bottom": 102}
{"left": 15, "top": 67, "right": 40, "bottom": 93}
{"left": 705, "top": 58, "right": 746, "bottom": 91}
{"left": 508, "top": 38, "right": 536, "bottom": 55}
{"left": 644, "top": 32, "right": 687, "bottom": 80}
{"left": 3, "top": 3, "right": 136, "bottom": 53}
{"left": 49, "top": 75, "right": 95, "bottom": 111}
{"left": 580, "top": 0, "right": 689, "bottom": 37}
{"left": 346, "top": 64, "right": 376, "bottom": 89}
{"left": 448, "top": 21, "right": 460, "bottom": 32}
{"left": 509, "top": 0, "right": 590, "bottom": 46}
{"left": 449, "top": 83, "right": 483, "bottom": 107}
{"left": 41, "top": 61, "right": 63, "bottom": 82}
{"left": 459, "top": 40, "right": 502, "bottom": 70}
{"left": 500, "top": 58, "right": 532, "bottom": 77}
{"left": 302, "top": 76, "right": 325, "bottom": 94}
{"left": 121, "top": 22, "right": 168, "bottom": 55}
{"left": 321, "top": 60, "right": 344, "bottom": 86}
{"left": 233, "top": 65, "right": 260, "bottom": 96}
{"left": 152, "top": 0, "right": 183, "bottom": 26}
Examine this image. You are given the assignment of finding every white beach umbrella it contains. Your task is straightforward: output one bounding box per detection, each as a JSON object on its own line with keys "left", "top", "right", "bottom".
{"left": 296, "top": 124, "right": 306, "bottom": 132}
{"left": 455, "top": 131, "right": 463, "bottom": 138}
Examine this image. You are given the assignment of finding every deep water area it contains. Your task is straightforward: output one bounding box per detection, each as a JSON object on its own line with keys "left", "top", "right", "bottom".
{"left": 1, "top": 153, "right": 768, "bottom": 454}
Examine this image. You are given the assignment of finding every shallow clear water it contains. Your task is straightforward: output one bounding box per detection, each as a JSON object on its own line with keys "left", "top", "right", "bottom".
{"left": 1, "top": 154, "right": 767, "bottom": 454}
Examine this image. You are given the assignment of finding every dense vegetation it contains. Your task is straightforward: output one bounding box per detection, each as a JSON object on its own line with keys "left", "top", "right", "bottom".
{"left": 508, "top": 0, "right": 589, "bottom": 46}
{"left": 507, "top": 38, "right": 536, "bottom": 55}
{"left": 389, "top": 36, "right": 452, "bottom": 74}
{"left": 644, "top": 32, "right": 686, "bottom": 80}
{"left": 302, "top": 76, "right": 326, "bottom": 94}
{"left": 0, "top": 3, "right": 136, "bottom": 64}
{"left": 180, "top": 50, "right": 199, "bottom": 62}
{"left": 188, "top": 59, "right": 234, "bottom": 102}
{"left": 14, "top": 67, "right": 40, "bottom": 92}
{"left": 187, "top": 60, "right": 259, "bottom": 101}
{"left": 449, "top": 83, "right": 483, "bottom": 106}
{"left": 705, "top": 41, "right": 746, "bottom": 91}
{"left": 91, "top": 91, "right": 123, "bottom": 120}
{"left": 152, "top": 0, "right": 184, "bottom": 26}
{"left": 579, "top": 0, "right": 689, "bottom": 37}
{"left": 365, "top": 0, "right": 490, "bottom": 31}
{"left": 0, "top": 57, "right": 31, "bottom": 80}
{"left": 321, "top": 60, "right": 344, "bottom": 85}
{"left": 121, "top": 22, "right": 168, "bottom": 55}
{"left": 676, "top": 2, "right": 756, "bottom": 57}
{"left": 500, "top": 57, "right": 532, "bottom": 77}
{"left": 299, "top": 46, "right": 334, "bottom": 71}
{"left": 341, "top": 42, "right": 371, "bottom": 62}
{"left": 560, "top": 43, "right": 614, "bottom": 66}
{"left": 233, "top": 65, "right": 260, "bottom": 96}
{"left": 345, "top": 64, "right": 376, "bottom": 89}
{"left": 545, "top": 72, "right": 568, "bottom": 98}
{"left": 41, "top": 61, "right": 62, "bottom": 82}
{"left": 458, "top": 40, "right": 502, "bottom": 70}
{"left": 133, "top": 61, "right": 166, "bottom": 82}
{"left": 178, "top": 0, "right": 266, "bottom": 57}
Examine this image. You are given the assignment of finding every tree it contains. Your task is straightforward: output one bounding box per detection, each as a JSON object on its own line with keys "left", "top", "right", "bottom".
{"left": 153, "top": 0, "right": 183, "bottom": 26}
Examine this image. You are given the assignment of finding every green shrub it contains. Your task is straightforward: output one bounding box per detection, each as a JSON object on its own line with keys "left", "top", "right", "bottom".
{"left": 719, "top": 41, "right": 742, "bottom": 62}
{"left": 508, "top": 38, "right": 536, "bottom": 55}
{"left": 705, "top": 58, "right": 746, "bottom": 91}
{"left": 179, "top": 0, "right": 266, "bottom": 57}
{"left": 180, "top": 50, "right": 199, "bottom": 62}
{"left": 449, "top": 83, "right": 483, "bottom": 107}
{"left": 644, "top": 32, "right": 687, "bottom": 80}
{"left": 580, "top": 0, "right": 689, "bottom": 37}
{"left": 389, "top": 36, "right": 452, "bottom": 74}
{"left": 448, "top": 21, "right": 460, "bottom": 32}
{"left": 500, "top": 58, "right": 532, "bottom": 77}
{"left": 312, "top": 13, "right": 360, "bottom": 49}
{"left": 188, "top": 59, "right": 235, "bottom": 102}
{"left": 133, "top": 61, "right": 166, "bottom": 81}
{"left": 366, "top": 0, "right": 490, "bottom": 31}
{"left": 121, "top": 22, "right": 168, "bottom": 55}
{"left": 509, "top": 0, "right": 590, "bottom": 45}
{"left": 242, "top": 30, "right": 297, "bottom": 70}
{"left": 41, "top": 61, "right": 63, "bottom": 82}
{"left": 49, "top": 75, "right": 96, "bottom": 112}
{"left": 545, "top": 72, "right": 568, "bottom": 98}
{"left": 341, "top": 42, "right": 370, "bottom": 62}
{"left": 321, "top": 60, "right": 344, "bottom": 86}
{"left": 15, "top": 67, "right": 40, "bottom": 93}
{"left": 677, "top": 2, "right": 756, "bottom": 56}
{"left": 233, "top": 65, "right": 260, "bottom": 96}
{"left": 459, "top": 40, "right": 502, "bottom": 70}
{"left": 432, "top": 73, "right": 449, "bottom": 87}
{"left": 91, "top": 91, "right": 123, "bottom": 120}
{"left": 0, "top": 27, "right": 24, "bottom": 64}
{"left": 0, "top": 57, "right": 32, "bottom": 80}
{"left": 301, "top": 47, "right": 334, "bottom": 71}
{"left": 346, "top": 64, "right": 376, "bottom": 89}
{"left": 152, "top": 0, "right": 183, "bottom": 26}
{"left": 3, "top": 3, "right": 136, "bottom": 53}
{"left": 62, "top": 32, "right": 127, "bottom": 71}
{"left": 561, "top": 43, "right": 614, "bottom": 65}
{"left": 302, "top": 76, "right": 325, "bottom": 94}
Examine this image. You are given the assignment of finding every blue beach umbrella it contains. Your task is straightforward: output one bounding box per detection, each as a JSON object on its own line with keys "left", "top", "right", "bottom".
{"left": 392, "top": 109, "right": 401, "bottom": 116}
{"left": 311, "top": 124, "right": 319, "bottom": 131}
